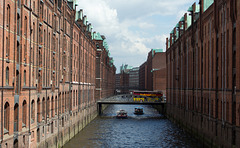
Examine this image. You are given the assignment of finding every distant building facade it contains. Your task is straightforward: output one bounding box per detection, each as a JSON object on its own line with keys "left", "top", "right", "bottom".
{"left": 139, "top": 62, "right": 147, "bottom": 90}
{"left": 115, "top": 64, "right": 132, "bottom": 93}
{"left": 139, "top": 49, "right": 166, "bottom": 93}
{"left": 129, "top": 67, "right": 140, "bottom": 91}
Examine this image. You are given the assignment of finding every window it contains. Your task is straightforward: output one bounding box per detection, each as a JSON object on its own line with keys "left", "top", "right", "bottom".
{"left": 37, "top": 128, "right": 40, "bottom": 142}
{"left": 17, "top": 14, "right": 20, "bottom": 35}
{"left": 6, "top": 5, "right": 10, "bottom": 57}
{"left": 24, "top": 17, "right": 27, "bottom": 61}
{"left": 46, "top": 97, "right": 49, "bottom": 118}
{"left": 24, "top": 70, "right": 26, "bottom": 86}
{"left": 22, "top": 100, "right": 27, "bottom": 127}
{"left": 18, "top": 0, "right": 21, "bottom": 8}
{"left": 51, "top": 97, "right": 54, "bottom": 117}
{"left": 37, "top": 98, "right": 40, "bottom": 123}
{"left": 31, "top": 100, "right": 35, "bottom": 123}
{"left": 14, "top": 104, "right": 19, "bottom": 132}
{"left": 33, "top": 1, "right": 35, "bottom": 12}
{"left": 42, "top": 98, "right": 45, "bottom": 119}
{"left": 55, "top": 96, "right": 57, "bottom": 115}
{"left": 6, "top": 67, "right": 9, "bottom": 86}
{"left": 6, "top": 5, "right": 10, "bottom": 27}
{"left": 4, "top": 102, "right": 10, "bottom": 132}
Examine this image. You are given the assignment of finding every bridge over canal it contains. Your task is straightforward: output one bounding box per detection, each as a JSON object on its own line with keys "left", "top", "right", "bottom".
{"left": 97, "top": 95, "right": 166, "bottom": 115}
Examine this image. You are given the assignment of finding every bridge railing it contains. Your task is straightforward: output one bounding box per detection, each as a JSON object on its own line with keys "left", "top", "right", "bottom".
{"left": 98, "top": 95, "right": 166, "bottom": 103}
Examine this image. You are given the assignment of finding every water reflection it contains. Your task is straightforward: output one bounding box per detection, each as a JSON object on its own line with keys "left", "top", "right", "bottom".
{"left": 64, "top": 105, "right": 201, "bottom": 148}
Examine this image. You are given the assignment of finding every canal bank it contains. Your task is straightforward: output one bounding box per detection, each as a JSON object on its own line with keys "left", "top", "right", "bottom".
{"left": 166, "top": 105, "right": 223, "bottom": 148}
{"left": 153, "top": 104, "right": 216, "bottom": 147}
{"left": 37, "top": 102, "right": 109, "bottom": 148}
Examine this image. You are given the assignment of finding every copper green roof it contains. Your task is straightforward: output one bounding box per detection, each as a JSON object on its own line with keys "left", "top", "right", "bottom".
{"left": 175, "top": 23, "right": 179, "bottom": 28}
{"left": 94, "top": 32, "right": 103, "bottom": 40}
{"left": 180, "top": 16, "right": 184, "bottom": 22}
{"left": 152, "top": 49, "right": 163, "bottom": 56}
{"left": 204, "top": 0, "right": 214, "bottom": 12}
{"left": 188, "top": 6, "right": 193, "bottom": 12}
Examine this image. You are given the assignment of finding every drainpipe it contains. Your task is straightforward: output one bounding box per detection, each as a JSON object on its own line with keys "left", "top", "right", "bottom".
{"left": 1, "top": 0, "right": 6, "bottom": 146}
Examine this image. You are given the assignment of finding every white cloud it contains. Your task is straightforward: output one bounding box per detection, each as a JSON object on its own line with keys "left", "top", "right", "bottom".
{"left": 76, "top": 0, "right": 198, "bottom": 71}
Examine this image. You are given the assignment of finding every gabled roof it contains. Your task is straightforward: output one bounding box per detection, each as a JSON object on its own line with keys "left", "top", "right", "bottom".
{"left": 94, "top": 32, "right": 103, "bottom": 40}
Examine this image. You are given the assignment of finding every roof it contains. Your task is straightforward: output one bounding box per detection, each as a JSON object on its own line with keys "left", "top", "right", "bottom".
{"left": 152, "top": 49, "right": 163, "bottom": 57}
{"left": 94, "top": 32, "right": 103, "bottom": 40}
{"left": 204, "top": 0, "right": 214, "bottom": 12}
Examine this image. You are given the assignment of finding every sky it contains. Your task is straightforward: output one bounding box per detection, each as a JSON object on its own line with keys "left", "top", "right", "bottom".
{"left": 76, "top": 0, "right": 198, "bottom": 72}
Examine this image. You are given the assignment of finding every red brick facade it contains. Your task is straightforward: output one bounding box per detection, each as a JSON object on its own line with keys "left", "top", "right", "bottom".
{"left": 95, "top": 35, "right": 116, "bottom": 99}
{"left": 166, "top": 0, "right": 240, "bottom": 147}
{"left": 0, "top": 0, "right": 115, "bottom": 147}
{"left": 139, "top": 50, "right": 166, "bottom": 93}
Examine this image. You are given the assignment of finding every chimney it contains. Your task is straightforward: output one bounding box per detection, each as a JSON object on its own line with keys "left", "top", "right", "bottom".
{"left": 166, "top": 38, "right": 169, "bottom": 49}
{"left": 170, "top": 33, "right": 173, "bottom": 46}
{"left": 184, "top": 13, "right": 187, "bottom": 30}
{"left": 80, "top": 9, "right": 83, "bottom": 20}
{"left": 83, "top": 15, "right": 87, "bottom": 26}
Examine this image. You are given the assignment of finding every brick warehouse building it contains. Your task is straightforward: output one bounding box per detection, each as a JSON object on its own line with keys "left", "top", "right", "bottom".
{"left": 95, "top": 33, "right": 116, "bottom": 100}
{"left": 0, "top": 0, "right": 115, "bottom": 148}
{"left": 166, "top": 0, "right": 240, "bottom": 147}
{"left": 139, "top": 49, "right": 166, "bottom": 93}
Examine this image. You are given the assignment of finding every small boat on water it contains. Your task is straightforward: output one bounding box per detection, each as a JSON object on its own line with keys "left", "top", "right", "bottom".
{"left": 116, "top": 109, "right": 128, "bottom": 119}
{"left": 134, "top": 107, "right": 144, "bottom": 115}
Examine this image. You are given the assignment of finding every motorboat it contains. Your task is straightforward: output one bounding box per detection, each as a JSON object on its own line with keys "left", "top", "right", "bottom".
{"left": 116, "top": 109, "right": 128, "bottom": 119}
{"left": 134, "top": 107, "right": 144, "bottom": 115}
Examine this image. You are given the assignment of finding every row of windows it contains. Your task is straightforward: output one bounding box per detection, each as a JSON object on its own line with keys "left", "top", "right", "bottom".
{"left": 3, "top": 88, "right": 94, "bottom": 133}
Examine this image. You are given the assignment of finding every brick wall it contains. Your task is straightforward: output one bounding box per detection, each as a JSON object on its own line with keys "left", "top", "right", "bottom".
{"left": 166, "top": 0, "right": 240, "bottom": 147}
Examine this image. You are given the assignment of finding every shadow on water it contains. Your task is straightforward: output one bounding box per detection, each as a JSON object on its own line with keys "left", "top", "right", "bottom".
{"left": 64, "top": 104, "right": 202, "bottom": 148}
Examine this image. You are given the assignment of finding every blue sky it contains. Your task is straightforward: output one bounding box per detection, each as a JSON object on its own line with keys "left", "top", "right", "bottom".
{"left": 76, "top": 0, "right": 198, "bottom": 72}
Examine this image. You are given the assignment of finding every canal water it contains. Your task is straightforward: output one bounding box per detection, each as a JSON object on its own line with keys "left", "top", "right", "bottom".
{"left": 64, "top": 104, "right": 201, "bottom": 148}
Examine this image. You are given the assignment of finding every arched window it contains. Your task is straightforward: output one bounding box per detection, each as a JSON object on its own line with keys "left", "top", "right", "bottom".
{"left": 14, "top": 104, "right": 19, "bottom": 132}
{"left": 37, "top": 98, "right": 40, "bottom": 123}
{"left": 24, "top": 17, "right": 27, "bottom": 61}
{"left": 13, "top": 139, "right": 18, "bottom": 148}
{"left": 33, "top": 1, "right": 35, "bottom": 12}
{"left": 6, "top": 67, "right": 9, "bottom": 86}
{"left": 51, "top": 97, "right": 54, "bottom": 117}
{"left": 6, "top": 5, "right": 10, "bottom": 57}
{"left": 73, "top": 91, "right": 75, "bottom": 107}
{"left": 55, "top": 96, "right": 57, "bottom": 116}
{"left": 6, "top": 5, "right": 10, "bottom": 27}
{"left": 31, "top": 100, "right": 35, "bottom": 123}
{"left": 4, "top": 102, "right": 10, "bottom": 132}
{"left": 23, "top": 70, "right": 26, "bottom": 86}
{"left": 46, "top": 97, "right": 49, "bottom": 118}
{"left": 42, "top": 98, "right": 45, "bottom": 120}
{"left": 37, "top": 128, "right": 40, "bottom": 142}
{"left": 22, "top": 100, "right": 27, "bottom": 127}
